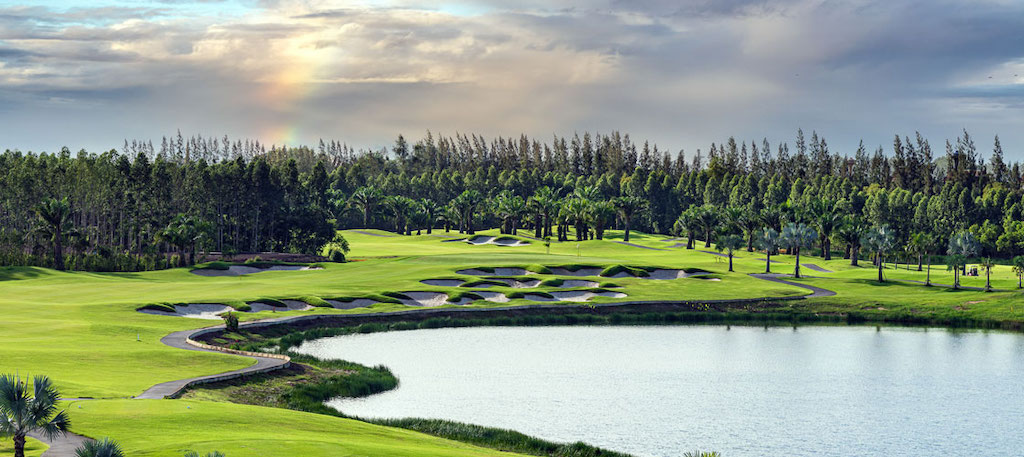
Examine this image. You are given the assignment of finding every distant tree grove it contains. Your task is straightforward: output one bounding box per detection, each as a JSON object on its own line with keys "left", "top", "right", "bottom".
{"left": 2, "top": 128, "right": 1024, "bottom": 272}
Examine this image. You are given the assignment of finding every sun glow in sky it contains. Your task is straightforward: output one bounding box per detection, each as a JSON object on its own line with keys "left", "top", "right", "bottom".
{"left": 1, "top": 0, "right": 1023, "bottom": 156}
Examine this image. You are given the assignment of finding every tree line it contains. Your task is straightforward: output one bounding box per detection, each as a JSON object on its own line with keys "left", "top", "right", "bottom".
{"left": 1, "top": 128, "right": 1022, "bottom": 272}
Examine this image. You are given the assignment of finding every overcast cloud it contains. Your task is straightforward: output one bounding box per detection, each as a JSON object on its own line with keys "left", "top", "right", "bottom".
{"left": 0, "top": 0, "right": 1022, "bottom": 157}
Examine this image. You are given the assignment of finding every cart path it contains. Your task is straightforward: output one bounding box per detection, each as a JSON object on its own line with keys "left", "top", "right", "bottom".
{"left": 35, "top": 273, "right": 839, "bottom": 456}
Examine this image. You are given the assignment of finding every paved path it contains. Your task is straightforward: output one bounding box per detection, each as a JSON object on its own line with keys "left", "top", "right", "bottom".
{"left": 756, "top": 258, "right": 783, "bottom": 264}
{"left": 350, "top": 230, "right": 395, "bottom": 237}
{"left": 29, "top": 431, "right": 91, "bottom": 457}
{"left": 800, "top": 263, "right": 834, "bottom": 273}
{"left": 698, "top": 250, "right": 729, "bottom": 258}
{"left": 749, "top": 273, "right": 837, "bottom": 298}
{"left": 613, "top": 241, "right": 667, "bottom": 251}
{"left": 35, "top": 272, "right": 840, "bottom": 456}
{"left": 135, "top": 329, "right": 291, "bottom": 399}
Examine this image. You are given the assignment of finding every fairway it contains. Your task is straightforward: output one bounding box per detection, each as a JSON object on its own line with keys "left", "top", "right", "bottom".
{"left": 1, "top": 229, "right": 1022, "bottom": 456}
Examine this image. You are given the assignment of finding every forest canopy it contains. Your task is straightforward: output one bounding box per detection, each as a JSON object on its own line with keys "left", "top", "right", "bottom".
{"left": 1, "top": 128, "right": 1021, "bottom": 271}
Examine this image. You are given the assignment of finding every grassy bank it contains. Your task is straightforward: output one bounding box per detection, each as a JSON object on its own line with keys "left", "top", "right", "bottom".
{"left": 182, "top": 352, "right": 633, "bottom": 457}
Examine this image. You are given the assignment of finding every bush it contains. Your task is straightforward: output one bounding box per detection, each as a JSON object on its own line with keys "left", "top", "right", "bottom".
{"left": 223, "top": 312, "right": 239, "bottom": 333}
{"left": 328, "top": 248, "right": 346, "bottom": 263}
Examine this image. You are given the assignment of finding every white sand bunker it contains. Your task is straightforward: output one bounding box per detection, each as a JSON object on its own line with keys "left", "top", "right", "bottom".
{"left": 327, "top": 298, "right": 378, "bottom": 310}
{"left": 456, "top": 267, "right": 529, "bottom": 276}
{"left": 247, "top": 299, "right": 313, "bottom": 313}
{"left": 399, "top": 292, "right": 451, "bottom": 307}
{"left": 692, "top": 276, "right": 722, "bottom": 281}
{"left": 191, "top": 265, "right": 320, "bottom": 277}
{"left": 493, "top": 278, "right": 542, "bottom": 288}
{"left": 474, "top": 291, "right": 509, "bottom": 303}
{"left": 421, "top": 279, "right": 465, "bottom": 287}
{"left": 556, "top": 279, "right": 600, "bottom": 288}
{"left": 522, "top": 291, "right": 627, "bottom": 302}
{"left": 465, "top": 236, "right": 529, "bottom": 246}
{"left": 139, "top": 303, "right": 233, "bottom": 320}
{"left": 550, "top": 267, "right": 603, "bottom": 276}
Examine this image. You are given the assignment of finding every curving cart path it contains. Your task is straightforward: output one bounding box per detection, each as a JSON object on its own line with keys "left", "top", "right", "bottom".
{"left": 33, "top": 273, "right": 837, "bottom": 456}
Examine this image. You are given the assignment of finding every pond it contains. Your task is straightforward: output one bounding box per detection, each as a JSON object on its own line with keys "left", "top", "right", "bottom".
{"left": 295, "top": 325, "right": 1024, "bottom": 457}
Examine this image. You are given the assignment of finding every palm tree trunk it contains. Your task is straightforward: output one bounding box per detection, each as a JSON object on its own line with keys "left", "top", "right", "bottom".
{"left": 986, "top": 269, "right": 991, "bottom": 291}
{"left": 54, "top": 227, "right": 64, "bottom": 270}
{"left": 851, "top": 245, "right": 859, "bottom": 266}
{"left": 623, "top": 218, "right": 631, "bottom": 242}
{"left": 794, "top": 248, "right": 801, "bottom": 278}
{"left": 926, "top": 256, "right": 931, "bottom": 286}
{"left": 704, "top": 230, "right": 712, "bottom": 248}
{"left": 687, "top": 231, "right": 694, "bottom": 249}
{"left": 765, "top": 252, "right": 771, "bottom": 273}
{"left": 728, "top": 253, "right": 734, "bottom": 272}
{"left": 823, "top": 237, "right": 831, "bottom": 260}
{"left": 877, "top": 253, "right": 884, "bottom": 282}
{"left": 14, "top": 433, "right": 25, "bottom": 457}
{"left": 746, "top": 233, "right": 753, "bottom": 252}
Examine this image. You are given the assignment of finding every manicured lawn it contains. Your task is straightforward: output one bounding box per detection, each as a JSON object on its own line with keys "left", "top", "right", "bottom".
{"left": 68, "top": 399, "right": 531, "bottom": 457}
{"left": 2, "top": 227, "right": 1022, "bottom": 456}
{"left": 0, "top": 437, "right": 45, "bottom": 457}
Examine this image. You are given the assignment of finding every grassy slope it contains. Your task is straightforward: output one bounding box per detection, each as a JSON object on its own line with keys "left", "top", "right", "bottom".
{"left": 68, "top": 399, "right": 530, "bottom": 457}
{"left": 2, "top": 228, "right": 1023, "bottom": 456}
{"left": 0, "top": 437, "right": 45, "bottom": 457}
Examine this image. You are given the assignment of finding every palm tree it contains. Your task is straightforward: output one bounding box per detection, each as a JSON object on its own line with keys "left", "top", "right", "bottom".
{"left": 75, "top": 437, "right": 124, "bottom": 457}
{"left": 947, "top": 231, "right": 980, "bottom": 289}
{"left": 810, "top": 199, "right": 843, "bottom": 260}
{"left": 613, "top": 196, "right": 647, "bottom": 242}
{"left": 834, "top": 219, "right": 866, "bottom": 266}
{"left": 441, "top": 204, "right": 461, "bottom": 233}
{"left": 736, "top": 207, "right": 762, "bottom": 252}
{"left": 715, "top": 234, "right": 744, "bottom": 272}
{"left": 906, "top": 232, "right": 931, "bottom": 272}
{"left": 677, "top": 206, "right": 701, "bottom": 249}
{"left": 781, "top": 222, "right": 816, "bottom": 278}
{"left": 696, "top": 205, "right": 720, "bottom": 248}
{"left": 529, "top": 186, "right": 559, "bottom": 238}
{"left": 492, "top": 192, "right": 526, "bottom": 235}
{"left": 861, "top": 225, "right": 896, "bottom": 283}
{"left": 564, "top": 198, "right": 590, "bottom": 241}
{"left": 979, "top": 257, "right": 996, "bottom": 292}
{"left": 347, "top": 186, "right": 384, "bottom": 227}
{"left": 32, "top": 197, "right": 77, "bottom": 270}
{"left": 0, "top": 374, "right": 71, "bottom": 457}
{"left": 452, "top": 190, "right": 485, "bottom": 234}
{"left": 385, "top": 196, "right": 417, "bottom": 235}
{"left": 418, "top": 199, "right": 441, "bottom": 234}
{"left": 757, "top": 228, "right": 782, "bottom": 274}
{"left": 589, "top": 201, "right": 616, "bottom": 240}
{"left": 1012, "top": 255, "right": 1024, "bottom": 289}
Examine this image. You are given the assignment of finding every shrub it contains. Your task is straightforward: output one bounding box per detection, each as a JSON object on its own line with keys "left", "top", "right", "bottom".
{"left": 328, "top": 248, "right": 346, "bottom": 263}
{"left": 223, "top": 312, "right": 239, "bottom": 333}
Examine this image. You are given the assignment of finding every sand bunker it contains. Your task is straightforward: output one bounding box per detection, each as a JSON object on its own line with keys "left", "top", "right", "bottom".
{"left": 465, "top": 236, "right": 529, "bottom": 247}
{"left": 557, "top": 279, "right": 600, "bottom": 288}
{"left": 191, "top": 265, "right": 320, "bottom": 277}
{"left": 399, "top": 292, "right": 451, "bottom": 307}
{"left": 247, "top": 300, "right": 313, "bottom": 313}
{"left": 492, "top": 278, "right": 542, "bottom": 288}
{"left": 421, "top": 279, "right": 465, "bottom": 287}
{"left": 549, "top": 267, "right": 603, "bottom": 276}
{"left": 473, "top": 291, "right": 509, "bottom": 303}
{"left": 139, "top": 303, "right": 233, "bottom": 320}
{"left": 521, "top": 291, "right": 627, "bottom": 302}
{"left": 457, "top": 267, "right": 529, "bottom": 276}
{"left": 326, "top": 298, "right": 378, "bottom": 310}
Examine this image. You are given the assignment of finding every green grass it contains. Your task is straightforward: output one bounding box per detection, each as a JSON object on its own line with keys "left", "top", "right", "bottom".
{"left": 2, "top": 227, "right": 1023, "bottom": 456}
{"left": 67, "top": 399, "right": 533, "bottom": 457}
{"left": 0, "top": 437, "right": 45, "bottom": 457}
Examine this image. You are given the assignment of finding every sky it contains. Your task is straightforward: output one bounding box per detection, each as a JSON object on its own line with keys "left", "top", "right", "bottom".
{"left": 1, "top": 0, "right": 1023, "bottom": 158}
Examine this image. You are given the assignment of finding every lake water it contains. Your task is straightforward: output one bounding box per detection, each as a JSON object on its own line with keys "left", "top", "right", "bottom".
{"left": 295, "top": 325, "right": 1024, "bottom": 457}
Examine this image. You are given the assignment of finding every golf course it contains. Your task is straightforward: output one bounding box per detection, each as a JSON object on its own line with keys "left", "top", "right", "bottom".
{"left": 2, "top": 227, "right": 1023, "bottom": 456}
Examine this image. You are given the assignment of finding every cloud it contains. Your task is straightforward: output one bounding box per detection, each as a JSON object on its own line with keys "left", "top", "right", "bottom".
{"left": 0, "top": 0, "right": 1022, "bottom": 157}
